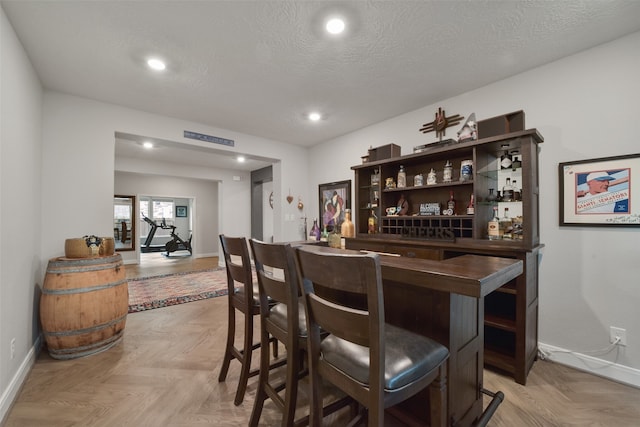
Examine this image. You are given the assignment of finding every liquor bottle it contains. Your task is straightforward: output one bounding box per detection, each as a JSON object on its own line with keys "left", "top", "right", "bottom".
{"left": 371, "top": 190, "right": 379, "bottom": 208}
{"left": 500, "top": 150, "right": 513, "bottom": 170}
{"left": 443, "top": 160, "right": 453, "bottom": 183}
{"left": 447, "top": 190, "right": 456, "bottom": 215}
{"left": 512, "top": 179, "right": 521, "bottom": 201}
{"left": 321, "top": 225, "right": 329, "bottom": 241}
{"left": 487, "top": 206, "right": 500, "bottom": 240}
{"left": 341, "top": 209, "right": 355, "bottom": 238}
{"left": 466, "top": 194, "right": 475, "bottom": 215}
{"left": 328, "top": 224, "right": 342, "bottom": 248}
{"left": 397, "top": 165, "right": 406, "bottom": 188}
{"left": 502, "top": 177, "right": 514, "bottom": 202}
{"left": 309, "top": 218, "right": 320, "bottom": 241}
{"left": 511, "top": 154, "right": 522, "bottom": 170}
{"left": 500, "top": 207, "right": 513, "bottom": 240}
{"left": 367, "top": 209, "right": 378, "bottom": 234}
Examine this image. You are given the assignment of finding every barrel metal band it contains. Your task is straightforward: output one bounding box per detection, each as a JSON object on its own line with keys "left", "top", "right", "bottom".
{"left": 41, "top": 278, "right": 128, "bottom": 295}
{"left": 48, "top": 331, "right": 124, "bottom": 360}
{"left": 43, "top": 314, "right": 127, "bottom": 337}
{"left": 46, "top": 263, "right": 123, "bottom": 275}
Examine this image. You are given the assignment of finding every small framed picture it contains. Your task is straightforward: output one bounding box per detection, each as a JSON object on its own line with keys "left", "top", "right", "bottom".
{"left": 559, "top": 153, "right": 639, "bottom": 227}
{"left": 176, "top": 206, "right": 188, "bottom": 218}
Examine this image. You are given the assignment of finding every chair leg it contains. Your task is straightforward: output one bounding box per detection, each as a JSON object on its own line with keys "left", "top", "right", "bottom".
{"left": 234, "top": 311, "right": 255, "bottom": 406}
{"left": 428, "top": 362, "right": 448, "bottom": 427}
{"left": 281, "top": 346, "right": 300, "bottom": 426}
{"left": 248, "top": 327, "right": 271, "bottom": 427}
{"left": 218, "top": 303, "right": 236, "bottom": 382}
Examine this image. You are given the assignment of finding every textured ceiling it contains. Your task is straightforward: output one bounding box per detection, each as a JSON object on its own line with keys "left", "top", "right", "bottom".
{"left": 4, "top": 0, "right": 640, "bottom": 153}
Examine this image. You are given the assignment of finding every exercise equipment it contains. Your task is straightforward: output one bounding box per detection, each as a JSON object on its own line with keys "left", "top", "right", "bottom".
{"left": 141, "top": 215, "right": 192, "bottom": 256}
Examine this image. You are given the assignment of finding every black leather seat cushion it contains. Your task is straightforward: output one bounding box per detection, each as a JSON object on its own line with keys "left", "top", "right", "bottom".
{"left": 320, "top": 323, "right": 449, "bottom": 390}
{"left": 269, "top": 302, "right": 307, "bottom": 337}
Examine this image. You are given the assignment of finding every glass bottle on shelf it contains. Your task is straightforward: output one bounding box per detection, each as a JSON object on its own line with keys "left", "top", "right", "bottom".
{"left": 487, "top": 188, "right": 497, "bottom": 202}
{"left": 487, "top": 206, "right": 500, "bottom": 240}
{"left": 466, "top": 194, "right": 475, "bottom": 215}
{"left": 500, "top": 207, "right": 513, "bottom": 240}
{"left": 328, "top": 224, "right": 341, "bottom": 248}
{"left": 371, "top": 169, "right": 380, "bottom": 186}
{"left": 502, "top": 177, "right": 514, "bottom": 202}
{"left": 512, "top": 179, "right": 521, "bottom": 201}
{"left": 321, "top": 225, "right": 329, "bottom": 241}
{"left": 367, "top": 209, "right": 378, "bottom": 234}
{"left": 309, "top": 218, "right": 320, "bottom": 241}
{"left": 371, "top": 190, "right": 379, "bottom": 208}
{"left": 500, "top": 150, "right": 513, "bottom": 170}
{"left": 397, "top": 165, "right": 406, "bottom": 188}
{"left": 447, "top": 190, "right": 456, "bottom": 215}
{"left": 443, "top": 160, "right": 453, "bottom": 183}
{"left": 341, "top": 209, "right": 355, "bottom": 238}
{"left": 511, "top": 154, "right": 522, "bottom": 170}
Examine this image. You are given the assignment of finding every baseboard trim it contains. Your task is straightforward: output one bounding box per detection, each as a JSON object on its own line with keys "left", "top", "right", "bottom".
{"left": 0, "top": 336, "right": 42, "bottom": 424}
{"left": 538, "top": 342, "right": 640, "bottom": 389}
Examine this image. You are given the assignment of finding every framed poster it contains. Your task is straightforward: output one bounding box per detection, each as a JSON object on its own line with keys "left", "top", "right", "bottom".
{"left": 176, "top": 206, "right": 188, "bottom": 217}
{"left": 318, "top": 180, "right": 351, "bottom": 232}
{"left": 559, "top": 153, "right": 639, "bottom": 226}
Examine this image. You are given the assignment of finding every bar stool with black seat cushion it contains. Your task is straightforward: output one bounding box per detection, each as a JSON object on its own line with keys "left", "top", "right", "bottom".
{"left": 248, "top": 239, "right": 307, "bottom": 426}
{"left": 218, "top": 235, "right": 282, "bottom": 406}
{"left": 293, "top": 246, "right": 450, "bottom": 427}
{"left": 248, "top": 240, "right": 352, "bottom": 426}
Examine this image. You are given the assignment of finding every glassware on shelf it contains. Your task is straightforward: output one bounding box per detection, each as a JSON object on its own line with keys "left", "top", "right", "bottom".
{"left": 367, "top": 210, "right": 378, "bottom": 234}
{"left": 502, "top": 177, "right": 514, "bottom": 202}
{"left": 443, "top": 160, "right": 453, "bottom": 183}
{"left": 487, "top": 206, "right": 500, "bottom": 240}
{"left": 499, "top": 207, "right": 513, "bottom": 240}
{"left": 500, "top": 150, "right": 513, "bottom": 170}
{"left": 460, "top": 160, "right": 473, "bottom": 182}
{"left": 414, "top": 173, "right": 423, "bottom": 186}
{"left": 341, "top": 209, "right": 355, "bottom": 238}
{"left": 487, "top": 188, "right": 497, "bottom": 202}
{"left": 427, "top": 168, "right": 437, "bottom": 185}
{"left": 466, "top": 194, "right": 475, "bottom": 215}
{"left": 309, "top": 218, "right": 320, "bottom": 241}
{"left": 397, "top": 165, "right": 406, "bottom": 188}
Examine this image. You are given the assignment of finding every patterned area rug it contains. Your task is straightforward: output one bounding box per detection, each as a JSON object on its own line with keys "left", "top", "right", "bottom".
{"left": 128, "top": 268, "right": 229, "bottom": 313}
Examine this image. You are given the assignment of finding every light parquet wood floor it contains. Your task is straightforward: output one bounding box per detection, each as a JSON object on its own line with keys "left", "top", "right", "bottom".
{"left": 4, "top": 254, "right": 640, "bottom": 426}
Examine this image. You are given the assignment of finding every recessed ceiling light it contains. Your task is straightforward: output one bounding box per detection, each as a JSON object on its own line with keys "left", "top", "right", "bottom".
{"left": 326, "top": 18, "right": 345, "bottom": 35}
{"left": 308, "top": 112, "right": 322, "bottom": 121}
{"left": 237, "top": 156, "right": 246, "bottom": 163}
{"left": 143, "top": 141, "right": 154, "bottom": 149}
{"left": 147, "top": 58, "right": 166, "bottom": 71}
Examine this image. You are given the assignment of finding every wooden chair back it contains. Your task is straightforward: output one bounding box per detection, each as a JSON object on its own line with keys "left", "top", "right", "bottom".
{"left": 219, "top": 235, "right": 255, "bottom": 309}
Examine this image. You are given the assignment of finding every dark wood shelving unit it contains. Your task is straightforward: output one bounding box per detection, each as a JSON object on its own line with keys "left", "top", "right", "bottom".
{"left": 347, "top": 126, "right": 543, "bottom": 385}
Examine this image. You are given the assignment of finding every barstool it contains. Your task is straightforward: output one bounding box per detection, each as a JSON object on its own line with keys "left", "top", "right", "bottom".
{"left": 248, "top": 240, "right": 352, "bottom": 426}
{"left": 248, "top": 240, "right": 306, "bottom": 426}
{"left": 293, "top": 246, "right": 450, "bottom": 427}
{"left": 217, "top": 235, "right": 282, "bottom": 406}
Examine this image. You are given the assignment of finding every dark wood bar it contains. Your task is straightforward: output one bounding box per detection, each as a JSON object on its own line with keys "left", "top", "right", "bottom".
{"left": 377, "top": 253, "right": 522, "bottom": 426}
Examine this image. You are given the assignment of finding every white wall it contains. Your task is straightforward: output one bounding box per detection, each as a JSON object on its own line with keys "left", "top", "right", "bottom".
{"left": 310, "top": 31, "right": 640, "bottom": 386}
{"left": 0, "top": 7, "right": 44, "bottom": 421}
{"left": 114, "top": 171, "right": 219, "bottom": 259}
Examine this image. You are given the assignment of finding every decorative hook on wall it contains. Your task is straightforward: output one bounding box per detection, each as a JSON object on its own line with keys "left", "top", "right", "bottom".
{"left": 286, "top": 188, "right": 293, "bottom": 204}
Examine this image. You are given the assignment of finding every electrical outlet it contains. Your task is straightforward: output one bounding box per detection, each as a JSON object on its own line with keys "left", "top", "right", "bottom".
{"left": 10, "top": 338, "right": 16, "bottom": 359}
{"left": 610, "top": 327, "right": 627, "bottom": 346}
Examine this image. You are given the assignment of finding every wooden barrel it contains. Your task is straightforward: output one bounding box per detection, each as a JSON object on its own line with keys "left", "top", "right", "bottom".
{"left": 64, "top": 236, "right": 115, "bottom": 258}
{"left": 40, "top": 254, "right": 128, "bottom": 360}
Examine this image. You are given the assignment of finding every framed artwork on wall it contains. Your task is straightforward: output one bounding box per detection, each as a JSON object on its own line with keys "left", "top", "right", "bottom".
{"left": 176, "top": 205, "right": 188, "bottom": 217}
{"left": 318, "top": 180, "right": 351, "bottom": 232}
{"left": 559, "top": 153, "right": 639, "bottom": 227}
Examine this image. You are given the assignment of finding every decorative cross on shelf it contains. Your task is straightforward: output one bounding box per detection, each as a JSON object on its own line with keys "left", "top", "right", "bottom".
{"left": 419, "top": 107, "right": 463, "bottom": 140}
